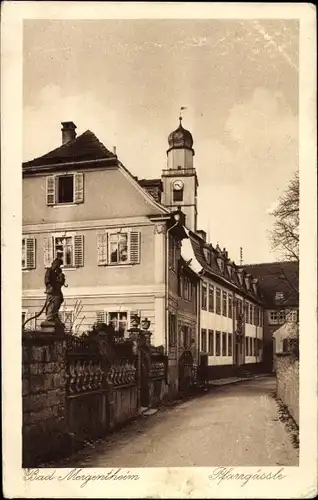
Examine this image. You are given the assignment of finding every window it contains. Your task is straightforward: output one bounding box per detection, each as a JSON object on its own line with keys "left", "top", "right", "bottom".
{"left": 250, "top": 337, "right": 253, "bottom": 356}
{"left": 96, "top": 310, "right": 130, "bottom": 336}
{"left": 59, "top": 310, "right": 74, "bottom": 333}
{"left": 216, "top": 288, "right": 221, "bottom": 315}
{"left": 245, "top": 303, "right": 249, "bottom": 323}
{"left": 173, "top": 188, "right": 183, "bottom": 202}
{"left": 208, "top": 330, "right": 214, "bottom": 355}
{"left": 44, "top": 234, "right": 84, "bottom": 268}
{"left": 249, "top": 304, "right": 253, "bottom": 324}
{"left": 216, "top": 331, "right": 221, "bottom": 356}
{"left": 255, "top": 306, "right": 259, "bottom": 326}
{"left": 268, "top": 310, "right": 285, "bottom": 325}
{"left": 228, "top": 333, "right": 232, "bottom": 356}
{"left": 182, "top": 276, "right": 192, "bottom": 301}
{"left": 168, "top": 312, "right": 177, "bottom": 345}
{"left": 22, "top": 237, "right": 36, "bottom": 270}
{"left": 253, "top": 338, "right": 257, "bottom": 356}
{"left": 46, "top": 173, "right": 84, "bottom": 205}
{"left": 203, "top": 248, "right": 210, "bottom": 264}
{"left": 228, "top": 294, "right": 233, "bottom": 319}
{"left": 222, "top": 332, "right": 227, "bottom": 356}
{"left": 201, "top": 283, "right": 207, "bottom": 310}
{"left": 201, "top": 329, "right": 207, "bottom": 352}
{"left": 222, "top": 291, "right": 227, "bottom": 316}
{"left": 217, "top": 258, "right": 224, "bottom": 273}
{"left": 275, "top": 291, "right": 285, "bottom": 302}
{"left": 208, "top": 284, "right": 214, "bottom": 312}
{"left": 97, "top": 230, "right": 140, "bottom": 266}
{"left": 245, "top": 336, "right": 249, "bottom": 356}
{"left": 183, "top": 325, "right": 191, "bottom": 349}
{"left": 286, "top": 309, "right": 298, "bottom": 323}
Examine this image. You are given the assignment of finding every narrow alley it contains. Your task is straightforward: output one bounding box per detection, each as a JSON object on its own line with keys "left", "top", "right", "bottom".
{"left": 55, "top": 376, "right": 298, "bottom": 468}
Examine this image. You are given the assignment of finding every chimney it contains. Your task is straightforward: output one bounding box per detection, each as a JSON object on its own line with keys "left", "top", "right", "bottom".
{"left": 197, "top": 229, "right": 207, "bottom": 242}
{"left": 113, "top": 146, "right": 117, "bottom": 155}
{"left": 61, "top": 121, "right": 77, "bottom": 145}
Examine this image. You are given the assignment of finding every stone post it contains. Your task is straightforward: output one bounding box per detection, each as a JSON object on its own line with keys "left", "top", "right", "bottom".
{"left": 22, "top": 330, "right": 68, "bottom": 467}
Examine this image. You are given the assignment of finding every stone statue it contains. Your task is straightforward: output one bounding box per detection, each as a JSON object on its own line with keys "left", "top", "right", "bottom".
{"left": 41, "top": 257, "right": 66, "bottom": 332}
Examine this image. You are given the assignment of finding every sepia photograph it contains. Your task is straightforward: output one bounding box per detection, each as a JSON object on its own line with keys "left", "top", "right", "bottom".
{"left": 1, "top": 2, "right": 317, "bottom": 498}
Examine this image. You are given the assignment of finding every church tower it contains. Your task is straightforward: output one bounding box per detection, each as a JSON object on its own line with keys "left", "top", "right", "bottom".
{"left": 161, "top": 117, "right": 198, "bottom": 232}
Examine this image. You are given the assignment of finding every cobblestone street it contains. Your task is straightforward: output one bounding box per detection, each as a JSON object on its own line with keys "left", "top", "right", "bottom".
{"left": 56, "top": 376, "right": 298, "bottom": 468}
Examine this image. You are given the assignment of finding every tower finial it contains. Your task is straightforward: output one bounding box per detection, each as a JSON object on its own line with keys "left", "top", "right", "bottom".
{"left": 240, "top": 246, "right": 243, "bottom": 266}
{"left": 179, "top": 106, "right": 187, "bottom": 123}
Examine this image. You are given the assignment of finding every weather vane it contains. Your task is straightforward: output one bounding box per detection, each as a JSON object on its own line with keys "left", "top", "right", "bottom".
{"left": 179, "top": 106, "right": 187, "bottom": 121}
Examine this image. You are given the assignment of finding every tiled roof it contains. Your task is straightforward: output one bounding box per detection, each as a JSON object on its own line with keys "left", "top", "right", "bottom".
{"left": 243, "top": 261, "right": 299, "bottom": 308}
{"left": 188, "top": 231, "right": 262, "bottom": 302}
{"left": 23, "top": 130, "right": 115, "bottom": 168}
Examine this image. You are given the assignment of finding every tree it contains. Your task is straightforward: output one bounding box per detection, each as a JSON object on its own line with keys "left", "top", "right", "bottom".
{"left": 270, "top": 170, "right": 299, "bottom": 262}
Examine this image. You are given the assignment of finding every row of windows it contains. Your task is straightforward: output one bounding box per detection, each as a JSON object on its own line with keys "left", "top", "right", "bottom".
{"left": 201, "top": 283, "right": 264, "bottom": 326}
{"left": 23, "top": 309, "right": 141, "bottom": 335}
{"left": 168, "top": 313, "right": 194, "bottom": 349}
{"left": 201, "top": 329, "right": 233, "bottom": 357}
{"left": 22, "top": 229, "right": 141, "bottom": 269}
{"left": 201, "top": 329, "right": 262, "bottom": 357}
{"left": 245, "top": 336, "right": 262, "bottom": 357}
{"left": 268, "top": 309, "right": 298, "bottom": 324}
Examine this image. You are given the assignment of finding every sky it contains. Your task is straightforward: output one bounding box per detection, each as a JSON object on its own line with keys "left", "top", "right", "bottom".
{"left": 23, "top": 19, "right": 299, "bottom": 264}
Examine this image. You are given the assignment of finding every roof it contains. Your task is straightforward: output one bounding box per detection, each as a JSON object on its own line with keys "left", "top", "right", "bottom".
{"left": 138, "top": 178, "right": 163, "bottom": 203}
{"left": 243, "top": 261, "right": 299, "bottom": 308}
{"left": 23, "top": 130, "right": 116, "bottom": 168}
{"left": 185, "top": 230, "right": 263, "bottom": 302}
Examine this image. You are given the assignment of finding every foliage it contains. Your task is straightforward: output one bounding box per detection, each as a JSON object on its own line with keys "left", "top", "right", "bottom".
{"left": 270, "top": 170, "right": 299, "bottom": 262}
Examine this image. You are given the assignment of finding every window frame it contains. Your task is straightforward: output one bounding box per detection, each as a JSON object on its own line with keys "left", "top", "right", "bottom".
{"left": 201, "top": 328, "right": 207, "bottom": 352}
{"left": 208, "top": 284, "right": 214, "bottom": 313}
{"left": 201, "top": 283, "right": 207, "bottom": 310}
{"left": 268, "top": 309, "right": 286, "bottom": 325}
{"left": 108, "top": 231, "right": 129, "bottom": 265}
{"left": 46, "top": 172, "right": 84, "bottom": 206}
{"left": 215, "top": 331, "right": 221, "bottom": 356}
{"left": 222, "top": 332, "right": 227, "bottom": 356}
{"left": 208, "top": 329, "right": 214, "bottom": 355}
{"left": 228, "top": 294, "right": 233, "bottom": 319}
{"left": 222, "top": 291, "right": 227, "bottom": 317}
{"left": 228, "top": 333, "right": 233, "bottom": 356}
{"left": 216, "top": 287, "right": 221, "bottom": 315}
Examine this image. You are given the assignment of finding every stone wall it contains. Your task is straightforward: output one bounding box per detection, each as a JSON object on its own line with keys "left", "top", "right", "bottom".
{"left": 22, "top": 332, "right": 68, "bottom": 467}
{"left": 276, "top": 352, "right": 299, "bottom": 426}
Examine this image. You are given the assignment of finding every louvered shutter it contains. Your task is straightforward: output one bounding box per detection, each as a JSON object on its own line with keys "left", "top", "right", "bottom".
{"left": 96, "top": 311, "right": 106, "bottom": 324}
{"left": 74, "top": 234, "right": 84, "bottom": 267}
{"left": 129, "top": 231, "right": 140, "bottom": 264}
{"left": 46, "top": 176, "right": 55, "bottom": 205}
{"left": 44, "top": 236, "right": 54, "bottom": 268}
{"left": 74, "top": 173, "right": 84, "bottom": 203}
{"left": 25, "top": 237, "right": 36, "bottom": 269}
{"left": 97, "top": 232, "right": 108, "bottom": 266}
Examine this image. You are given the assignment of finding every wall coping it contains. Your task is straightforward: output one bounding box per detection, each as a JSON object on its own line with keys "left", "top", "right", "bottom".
{"left": 22, "top": 331, "right": 66, "bottom": 345}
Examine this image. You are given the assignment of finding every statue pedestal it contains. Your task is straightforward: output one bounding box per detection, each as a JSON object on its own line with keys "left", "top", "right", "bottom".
{"left": 41, "top": 320, "right": 65, "bottom": 335}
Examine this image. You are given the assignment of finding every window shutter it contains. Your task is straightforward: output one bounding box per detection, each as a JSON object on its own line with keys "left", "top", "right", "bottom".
{"left": 74, "top": 173, "right": 84, "bottom": 204}
{"left": 130, "top": 231, "right": 140, "bottom": 264}
{"left": 97, "top": 232, "right": 108, "bottom": 266}
{"left": 96, "top": 311, "right": 106, "bottom": 324}
{"left": 74, "top": 234, "right": 84, "bottom": 267}
{"left": 26, "top": 237, "right": 36, "bottom": 269}
{"left": 44, "top": 236, "right": 54, "bottom": 268}
{"left": 46, "top": 176, "right": 55, "bottom": 205}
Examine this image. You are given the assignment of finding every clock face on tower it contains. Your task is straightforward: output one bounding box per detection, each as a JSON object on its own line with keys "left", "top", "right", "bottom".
{"left": 173, "top": 180, "right": 184, "bottom": 191}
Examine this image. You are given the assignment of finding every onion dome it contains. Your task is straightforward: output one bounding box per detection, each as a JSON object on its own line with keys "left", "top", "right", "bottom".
{"left": 167, "top": 117, "right": 194, "bottom": 152}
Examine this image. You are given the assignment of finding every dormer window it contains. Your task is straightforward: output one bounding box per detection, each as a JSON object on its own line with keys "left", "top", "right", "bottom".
{"left": 227, "top": 265, "right": 232, "bottom": 278}
{"left": 217, "top": 258, "right": 224, "bottom": 273}
{"left": 244, "top": 277, "right": 250, "bottom": 290}
{"left": 275, "top": 291, "right": 285, "bottom": 301}
{"left": 203, "top": 247, "right": 210, "bottom": 264}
